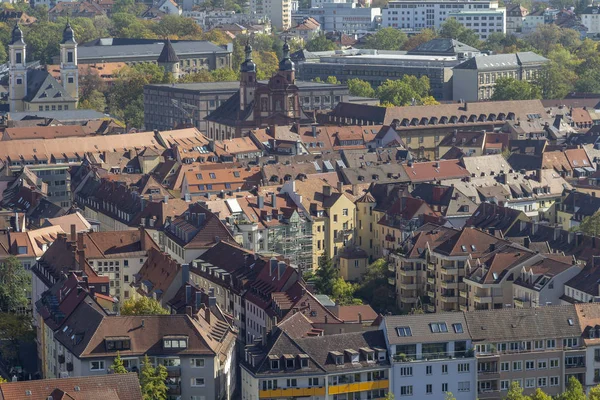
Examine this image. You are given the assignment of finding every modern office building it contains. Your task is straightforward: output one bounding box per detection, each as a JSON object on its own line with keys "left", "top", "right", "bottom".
{"left": 382, "top": 0, "right": 499, "bottom": 33}
{"left": 292, "top": 3, "right": 381, "bottom": 33}
{"left": 452, "top": 52, "right": 548, "bottom": 101}
{"left": 447, "top": 8, "right": 506, "bottom": 40}
{"left": 250, "top": 0, "right": 292, "bottom": 30}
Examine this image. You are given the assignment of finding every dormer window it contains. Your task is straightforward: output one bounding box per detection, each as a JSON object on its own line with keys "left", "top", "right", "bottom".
{"left": 105, "top": 337, "right": 131, "bottom": 351}
{"left": 284, "top": 355, "right": 295, "bottom": 369}
{"left": 18, "top": 246, "right": 27, "bottom": 254}
{"left": 163, "top": 336, "right": 188, "bottom": 349}
{"left": 345, "top": 349, "right": 359, "bottom": 363}
{"left": 298, "top": 354, "right": 309, "bottom": 368}
{"left": 269, "top": 356, "right": 279, "bottom": 370}
{"left": 336, "top": 356, "right": 343, "bottom": 365}
{"left": 329, "top": 350, "right": 344, "bottom": 365}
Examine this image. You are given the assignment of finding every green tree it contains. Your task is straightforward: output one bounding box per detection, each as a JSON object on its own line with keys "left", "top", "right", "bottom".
{"left": 530, "top": 388, "right": 553, "bottom": 400}
{"left": 504, "top": 381, "right": 527, "bottom": 400}
{"left": 439, "top": 18, "right": 465, "bottom": 39}
{"left": 120, "top": 296, "right": 169, "bottom": 316}
{"left": 210, "top": 67, "right": 239, "bottom": 81}
{"left": 140, "top": 355, "right": 168, "bottom": 400}
{"left": 402, "top": 29, "right": 437, "bottom": 51}
{"left": 254, "top": 52, "right": 279, "bottom": 80}
{"left": 589, "top": 384, "right": 600, "bottom": 400}
{"left": 314, "top": 253, "right": 338, "bottom": 295}
{"left": 110, "top": 351, "right": 128, "bottom": 374}
{"left": 0, "top": 313, "right": 34, "bottom": 364}
{"left": 326, "top": 76, "right": 340, "bottom": 84}
{"left": 556, "top": 377, "right": 586, "bottom": 400}
{"left": 444, "top": 393, "right": 457, "bottom": 400}
{"left": 22, "top": 22, "right": 62, "bottom": 63}
{"left": 347, "top": 78, "right": 376, "bottom": 98}
{"left": 491, "top": 77, "right": 541, "bottom": 101}
{"left": 0, "top": 256, "right": 30, "bottom": 312}
{"left": 151, "top": 15, "right": 202, "bottom": 39}
{"left": 376, "top": 75, "right": 438, "bottom": 106}
{"left": 355, "top": 258, "right": 397, "bottom": 314}
{"left": 536, "top": 61, "right": 577, "bottom": 100}
{"left": 365, "top": 27, "right": 408, "bottom": 50}
{"left": 178, "top": 70, "right": 215, "bottom": 83}
{"left": 306, "top": 35, "right": 339, "bottom": 52}
{"left": 80, "top": 90, "right": 107, "bottom": 112}
{"left": 525, "top": 24, "right": 581, "bottom": 55}
{"left": 331, "top": 277, "right": 362, "bottom": 305}
{"left": 113, "top": 0, "right": 137, "bottom": 14}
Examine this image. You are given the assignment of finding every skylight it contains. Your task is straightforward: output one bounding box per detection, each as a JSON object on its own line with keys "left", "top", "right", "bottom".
{"left": 430, "top": 322, "right": 448, "bottom": 333}
{"left": 453, "top": 323, "right": 464, "bottom": 333}
{"left": 396, "top": 327, "right": 412, "bottom": 337}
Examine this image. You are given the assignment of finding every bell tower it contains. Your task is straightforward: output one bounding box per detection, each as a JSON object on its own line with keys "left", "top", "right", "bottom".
{"left": 9, "top": 23, "right": 27, "bottom": 113}
{"left": 60, "top": 22, "right": 79, "bottom": 102}
{"left": 239, "top": 42, "right": 257, "bottom": 112}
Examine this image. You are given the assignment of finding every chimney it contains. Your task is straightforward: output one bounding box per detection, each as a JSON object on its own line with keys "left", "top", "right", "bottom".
{"left": 163, "top": 195, "right": 168, "bottom": 204}
{"left": 186, "top": 305, "right": 193, "bottom": 317}
{"left": 70, "top": 224, "right": 77, "bottom": 242}
{"left": 358, "top": 312, "right": 362, "bottom": 324}
{"left": 524, "top": 237, "right": 530, "bottom": 248}
{"left": 14, "top": 212, "right": 19, "bottom": 232}
{"left": 271, "top": 192, "right": 277, "bottom": 208}
{"left": 77, "top": 232, "right": 85, "bottom": 271}
{"left": 185, "top": 285, "right": 191, "bottom": 304}
{"left": 312, "top": 124, "right": 317, "bottom": 137}
{"left": 337, "top": 181, "right": 344, "bottom": 193}
{"left": 277, "top": 261, "right": 286, "bottom": 280}
{"left": 195, "top": 291, "right": 202, "bottom": 309}
{"left": 139, "top": 225, "right": 146, "bottom": 251}
{"left": 258, "top": 195, "right": 264, "bottom": 209}
{"left": 181, "top": 263, "right": 190, "bottom": 285}
{"left": 323, "top": 185, "right": 332, "bottom": 197}
{"left": 352, "top": 184, "right": 359, "bottom": 196}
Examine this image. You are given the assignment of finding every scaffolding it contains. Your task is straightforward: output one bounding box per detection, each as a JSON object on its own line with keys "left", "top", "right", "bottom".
{"left": 267, "top": 218, "right": 313, "bottom": 273}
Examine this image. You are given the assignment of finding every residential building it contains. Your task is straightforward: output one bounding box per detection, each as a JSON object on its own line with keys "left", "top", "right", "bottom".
{"left": 250, "top": 0, "right": 291, "bottom": 30}
{"left": 241, "top": 328, "right": 391, "bottom": 400}
{"left": 563, "top": 258, "right": 600, "bottom": 305}
{"left": 338, "top": 246, "right": 369, "bottom": 281}
{"left": 132, "top": 247, "right": 185, "bottom": 307}
{"left": 0, "top": 373, "right": 143, "bottom": 400}
{"left": 144, "top": 80, "right": 349, "bottom": 134}
{"left": 522, "top": 9, "right": 546, "bottom": 34}
{"left": 438, "top": 130, "right": 488, "bottom": 157}
{"left": 281, "top": 179, "right": 356, "bottom": 267}
{"left": 447, "top": 9, "right": 507, "bottom": 40}
{"left": 382, "top": 313, "right": 476, "bottom": 400}
{"left": 581, "top": 5, "right": 600, "bottom": 35}
{"left": 466, "top": 305, "right": 584, "bottom": 398}
{"left": 506, "top": 3, "right": 528, "bottom": 34}
{"left": 556, "top": 191, "right": 600, "bottom": 231}
{"left": 574, "top": 303, "right": 600, "bottom": 391}
{"left": 180, "top": 165, "right": 262, "bottom": 198}
{"left": 283, "top": 17, "right": 320, "bottom": 42}
{"left": 382, "top": 0, "right": 499, "bottom": 33}
{"left": 301, "top": 2, "right": 382, "bottom": 33}
{"left": 452, "top": 52, "right": 548, "bottom": 101}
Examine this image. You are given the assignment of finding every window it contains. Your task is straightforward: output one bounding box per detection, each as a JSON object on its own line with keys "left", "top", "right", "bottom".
{"left": 550, "top": 376, "right": 559, "bottom": 386}
{"left": 563, "top": 338, "right": 578, "bottom": 348}
{"left": 271, "top": 360, "right": 279, "bottom": 370}
{"left": 286, "top": 378, "right": 297, "bottom": 387}
{"left": 512, "top": 361, "right": 522, "bottom": 371}
{"left": 500, "top": 362, "right": 510, "bottom": 372}
{"left": 191, "top": 378, "right": 205, "bottom": 387}
{"left": 550, "top": 358, "right": 559, "bottom": 368}
{"left": 537, "top": 377, "right": 547, "bottom": 387}
{"left": 16, "top": 52, "right": 21, "bottom": 64}
{"left": 308, "top": 377, "right": 319, "bottom": 386}
{"left": 458, "top": 363, "right": 469, "bottom": 373}
{"left": 163, "top": 338, "right": 187, "bottom": 349}
{"left": 547, "top": 339, "right": 556, "bottom": 349}
{"left": 534, "top": 340, "right": 544, "bottom": 350}
{"left": 67, "top": 51, "right": 73, "bottom": 63}
{"left": 396, "top": 327, "right": 412, "bottom": 337}
{"left": 333, "top": 214, "right": 338, "bottom": 222}
{"left": 452, "top": 323, "right": 463, "bottom": 333}
{"left": 442, "top": 364, "right": 448, "bottom": 374}
{"left": 442, "top": 383, "right": 448, "bottom": 392}
{"left": 400, "top": 366, "right": 412, "bottom": 376}
{"left": 501, "top": 380, "right": 510, "bottom": 391}
{"left": 537, "top": 360, "right": 547, "bottom": 370}
{"left": 525, "top": 378, "right": 535, "bottom": 388}
{"left": 400, "top": 386, "right": 413, "bottom": 396}
{"left": 16, "top": 78, "right": 22, "bottom": 85}
{"left": 525, "top": 360, "right": 535, "bottom": 370}
{"left": 426, "top": 365, "right": 432, "bottom": 375}
{"left": 458, "top": 382, "right": 470, "bottom": 392}
{"left": 191, "top": 358, "right": 205, "bottom": 368}
{"left": 262, "top": 380, "right": 278, "bottom": 390}
{"left": 430, "top": 322, "right": 448, "bottom": 333}
{"left": 342, "top": 208, "right": 348, "bottom": 216}
{"left": 124, "top": 260, "right": 129, "bottom": 267}
{"left": 68, "top": 77, "right": 74, "bottom": 84}
{"left": 300, "top": 358, "right": 309, "bottom": 368}
{"left": 90, "top": 361, "right": 105, "bottom": 371}
{"left": 426, "top": 384, "right": 432, "bottom": 394}
{"left": 209, "top": 173, "right": 216, "bottom": 179}
{"left": 286, "top": 358, "right": 295, "bottom": 369}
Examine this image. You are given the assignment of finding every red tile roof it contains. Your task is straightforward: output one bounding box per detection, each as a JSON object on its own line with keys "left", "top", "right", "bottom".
{"left": 402, "top": 159, "right": 469, "bottom": 183}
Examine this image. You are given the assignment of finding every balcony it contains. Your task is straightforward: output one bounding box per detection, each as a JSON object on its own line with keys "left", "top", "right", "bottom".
{"left": 166, "top": 367, "right": 181, "bottom": 377}
{"left": 259, "top": 387, "right": 326, "bottom": 398}
{"left": 427, "top": 263, "right": 435, "bottom": 271}
{"left": 460, "top": 291, "right": 468, "bottom": 299}
{"left": 514, "top": 297, "right": 525, "bottom": 307}
{"left": 388, "top": 277, "right": 395, "bottom": 286}
{"left": 399, "top": 282, "right": 417, "bottom": 290}
{"left": 474, "top": 295, "right": 492, "bottom": 303}
{"left": 478, "top": 369, "right": 500, "bottom": 379}
{"left": 400, "top": 268, "right": 417, "bottom": 277}
{"left": 441, "top": 280, "right": 458, "bottom": 289}
{"left": 427, "top": 290, "right": 435, "bottom": 298}
{"left": 440, "top": 265, "right": 458, "bottom": 274}
{"left": 459, "top": 304, "right": 468, "bottom": 311}
{"left": 401, "top": 296, "right": 418, "bottom": 304}
{"left": 427, "top": 277, "right": 435, "bottom": 285}
{"left": 329, "top": 380, "right": 389, "bottom": 395}
{"left": 440, "top": 294, "right": 458, "bottom": 303}
{"left": 393, "top": 350, "right": 474, "bottom": 363}
{"left": 425, "top": 304, "right": 435, "bottom": 313}
{"left": 388, "top": 264, "right": 396, "bottom": 272}
{"left": 478, "top": 389, "right": 501, "bottom": 399}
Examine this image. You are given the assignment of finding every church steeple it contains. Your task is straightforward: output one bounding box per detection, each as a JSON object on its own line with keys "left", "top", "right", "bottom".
{"left": 60, "top": 21, "right": 78, "bottom": 101}
{"left": 240, "top": 41, "right": 257, "bottom": 112}
{"left": 278, "top": 38, "right": 295, "bottom": 83}
{"left": 9, "top": 22, "right": 27, "bottom": 112}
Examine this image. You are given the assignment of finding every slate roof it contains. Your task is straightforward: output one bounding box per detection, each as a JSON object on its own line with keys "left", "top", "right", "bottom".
{"left": 454, "top": 52, "right": 548, "bottom": 71}
{"left": 25, "top": 70, "right": 75, "bottom": 103}
{"left": 383, "top": 312, "right": 471, "bottom": 345}
{"left": 465, "top": 202, "right": 528, "bottom": 235}
{"left": 565, "top": 258, "right": 600, "bottom": 296}
{"left": 408, "top": 38, "right": 480, "bottom": 56}
{"left": 465, "top": 305, "right": 581, "bottom": 342}
{"left": 157, "top": 38, "right": 179, "bottom": 63}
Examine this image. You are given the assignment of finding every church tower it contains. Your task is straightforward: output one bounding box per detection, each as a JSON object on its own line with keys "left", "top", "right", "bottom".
{"left": 157, "top": 38, "right": 180, "bottom": 81}
{"left": 60, "top": 22, "right": 78, "bottom": 102}
{"left": 239, "top": 42, "right": 256, "bottom": 112}
{"left": 9, "top": 23, "right": 27, "bottom": 113}
{"left": 278, "top": 38, "right": 295, "bottom": 84}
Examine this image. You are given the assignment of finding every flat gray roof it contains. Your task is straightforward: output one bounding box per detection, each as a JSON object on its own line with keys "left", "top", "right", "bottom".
{"left": 78, "top": 41, "right": 229, "bottom": 61}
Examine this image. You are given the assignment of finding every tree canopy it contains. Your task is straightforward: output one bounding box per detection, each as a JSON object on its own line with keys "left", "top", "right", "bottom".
{"left": 0, "top": 256, "right": 30, "bottom": 313}
{"left": 491, "top": 77, "right": 542, "bottom": 101}
{"left": 306, "top": 35, "right": 339, "bottom": 52}
{"left": 140, "top": 355, "right": 168, "bottom": 400}
{"left": 120, "top": 296, "right": 169, "bottom": 316}
{"left": 314, "top": 253, "right": 338, "bottom": 295}
{"left": 110, "top": 351, "right": 129, "bottom": 374}
{"left": 347, "top": 78, "right": 376, "bottom": 98}
{"left": 376, "top": 76, "right": 438, "bottom": 107}
{"left": 364, "top": 28, "right": 408, "bottom": 50}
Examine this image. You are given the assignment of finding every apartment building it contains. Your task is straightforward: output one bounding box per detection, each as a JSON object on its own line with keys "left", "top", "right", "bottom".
{"left": 281, "top": 179, "right": 356, "bottom": 268}
{"left": 241, "top": 328, "right": 390, "bottom": 400}
{"left": 466, "top": 306, "right": 584, "bottom": 399}
{"left": 250, "top": 0, "right": 291, "bottom": 30}
{"left": 447, "top": 9, "right": 506, "bottom": 40}
{"left": 580, "top": 5, "right": 600, "bottom": 34}
{"left": 452, "top": 52, "right": 548, "bottom": 102}
{"left": 382, "top": 313, "right": 477, "bottom": 400}
{"left": 574, "top": 303, "right": 600, "bottom": 391}
{"left": 382, "top": 0, "right": 499, "bottom": 33}
{"left": 505, "top": 3, "right": 528, "bottom": 34}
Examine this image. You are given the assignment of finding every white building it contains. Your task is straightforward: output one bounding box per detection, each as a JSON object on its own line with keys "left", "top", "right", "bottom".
{"left": 581, "top": 5, "right": 600, "bottom": 35}
{"left": 310, "top": 0, "right": 346, "bottom": 9}
{"left": 447, "top": 9, "right": 506, "bottom": 40}
{"left": 251, "top": 0, "right": 292, "bottom": 30}
{"left": 522, "top": 9, "right": 545, "bottom": 34}
{"left": 382, "top": 0, "right": 498, "bottom": 33}
{"left": 381, "top": 314, "right": 477, "bottom": 400}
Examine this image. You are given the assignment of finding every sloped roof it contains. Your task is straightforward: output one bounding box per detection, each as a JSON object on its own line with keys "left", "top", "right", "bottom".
{"left": 25, "top": 70, "right": 75, "bottom": 103}
{"left": 157, "top": 38, "right": 180, "bottom": 63}
{"left": 454, "top": 52, "right": 548, "bottom": 71}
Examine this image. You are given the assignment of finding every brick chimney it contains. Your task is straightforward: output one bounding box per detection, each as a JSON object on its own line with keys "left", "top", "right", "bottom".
{"left": 77, "top": 232, "right": 86, "bottom": 271}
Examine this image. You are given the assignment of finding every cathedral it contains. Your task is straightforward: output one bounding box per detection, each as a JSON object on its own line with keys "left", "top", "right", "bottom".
{"left": 9, "top": 22, "right": 79, "bottom": 113}
{"left": 205, "top": 40, "right": 311, "bottom": 140}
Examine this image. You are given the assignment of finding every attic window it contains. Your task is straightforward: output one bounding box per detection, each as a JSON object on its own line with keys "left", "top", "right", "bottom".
{"left": 163, "top": 336, "right": 188, "bottom": 349}
{"left": 209, "top": 173, "right": 216, "bottom": 179}
{"left": 396, "top": 327, "right": 412, "bottom": 337}
{"left": 105, "top": 337, "right": 131, "bottom": 351}
{"left": 453, "top": 323, "right": 464, "bottom": 333}
{"left": 270, "top": 359, "right": 279, "bottom": 370}
{"left": 568, "top": 319, "right": 574, "bottom": 326}
{"left": 461, "top": 245, "right": 467, "bottom": 252}
{"left": 285, "top": 358, "right": 295, "bottom": 369}
{"left": 335, "top": 356, "right": 343, "bottom": 365}
{"left": 196, "top": 173, "right": 203, "bottom": 180}
{"left": 470, "top": 245, "right": 476, "bottom": 251}
{"left": 233, "top": 171, "right": 240, "bottom": 178}
{"left": 298, "top": 354, "right": 309, "bottom": 368}
{"left": 430, "top": 322, "right": 448, "bottom": 333}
